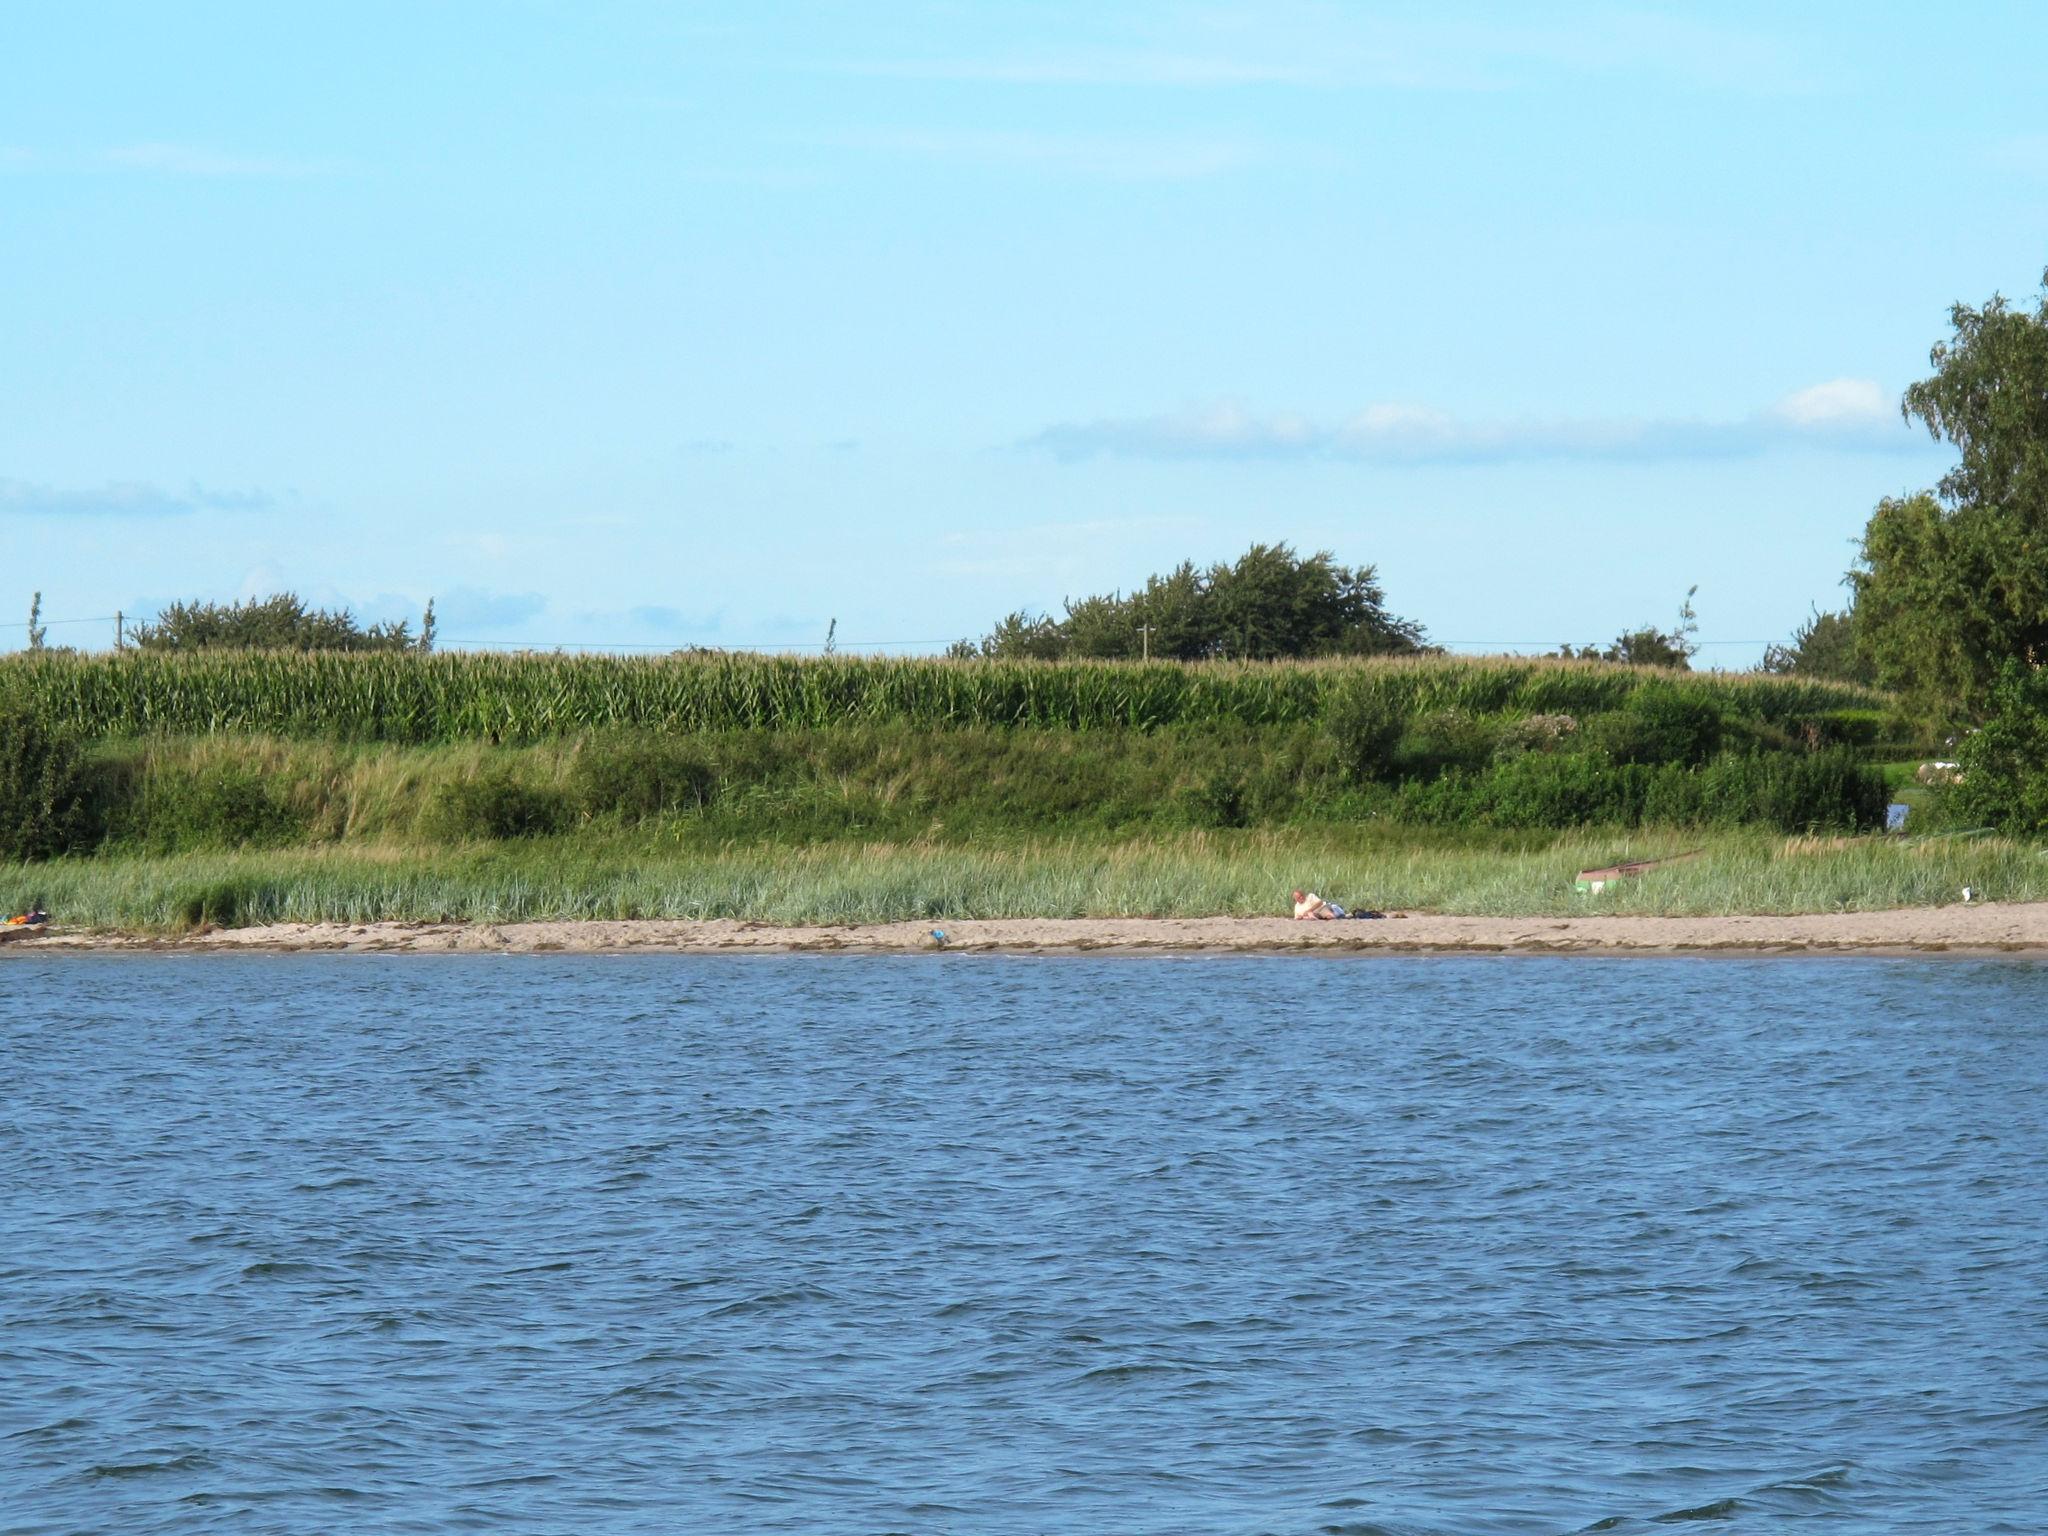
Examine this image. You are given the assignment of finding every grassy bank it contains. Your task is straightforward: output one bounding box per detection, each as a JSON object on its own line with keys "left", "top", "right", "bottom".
{"left": 4, "top": 828, "right": 2029, "bottom": 932}
{"left": 0, "top": 652, "right": 1956, "bottom": 930}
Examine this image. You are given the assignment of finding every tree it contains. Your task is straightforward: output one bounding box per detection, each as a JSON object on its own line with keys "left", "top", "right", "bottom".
{"left": 418, "top": 598, "right": 437, "bottom": 655}
{"left": 26, "top": 591, "right": 46, "bottom": 650}
{"left": 129, "top": 593, "right": 415, "bottom": 652}
{"left": 1762, "top": 606, "right": 1875, "bottom": 684}
{"left": 1949, "top": 660, "right": 2048, "bottom": 831}
{"left": 1556, "top": 587, "right": 1699, "bottom": 668}
{"left": 964, "top": 543, "right": 1427, "bottom": 661}
{"left": 1851, "top": 270, "right": 2048, "bottom": 717}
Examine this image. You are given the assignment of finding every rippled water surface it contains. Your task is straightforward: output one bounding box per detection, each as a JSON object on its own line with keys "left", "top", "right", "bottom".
{"left": 4, "top": 954, "right": 2046, "bottom": 1534}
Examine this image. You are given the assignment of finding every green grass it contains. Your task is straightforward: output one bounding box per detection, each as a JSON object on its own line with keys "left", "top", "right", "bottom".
{"left": 5, "top": 828, "right": 2034, "bottom": 932}
{"left": 0, "top": 649, "right": 1890, "bottom": 743}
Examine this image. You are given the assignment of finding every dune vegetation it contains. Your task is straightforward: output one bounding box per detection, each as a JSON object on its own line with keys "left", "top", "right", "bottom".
{"left": 0, "top": 649, "right": 1984, "bottom": 932}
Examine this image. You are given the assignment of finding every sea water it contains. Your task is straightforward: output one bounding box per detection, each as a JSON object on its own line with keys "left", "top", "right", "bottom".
{"left": 2, "top": 954, "right": 2044, "bottom": 1534}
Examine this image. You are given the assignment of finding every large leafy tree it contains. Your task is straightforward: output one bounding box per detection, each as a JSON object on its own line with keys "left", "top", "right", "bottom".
{"left": 130, "top": 593, "right": 416, "bottom": 653}
{"left": 1851, "top": 270, "right": 2048, "bottom": 717}
{"left": 962, "top": 543, "right": 1426, "bottom": 661}
{"left": 1761, "top": 607, "right": 1875, "bottom": 685}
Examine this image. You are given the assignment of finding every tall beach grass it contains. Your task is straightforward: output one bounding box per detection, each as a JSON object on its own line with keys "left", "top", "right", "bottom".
{"left": 5, "top": 829, "right": 2033, "bottom": 932}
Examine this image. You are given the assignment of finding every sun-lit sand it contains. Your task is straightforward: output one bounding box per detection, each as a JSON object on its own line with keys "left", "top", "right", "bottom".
{"left": 10, "top": 905, "right": 2048, "bottom": 956}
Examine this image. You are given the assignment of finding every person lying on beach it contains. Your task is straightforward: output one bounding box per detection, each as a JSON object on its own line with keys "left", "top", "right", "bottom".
{"left": 1292, "top": 890, "right": 1384, "bottom": 921}
{"left": 6, "top": 907, "right": 48, "bottom": 927}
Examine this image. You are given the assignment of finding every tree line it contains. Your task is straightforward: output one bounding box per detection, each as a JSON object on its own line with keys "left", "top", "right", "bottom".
{"left": 1763, "top": 268, "right": 2048, "bottom": 717}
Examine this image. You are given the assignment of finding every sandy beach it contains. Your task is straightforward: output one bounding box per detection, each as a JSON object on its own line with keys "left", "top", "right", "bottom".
{"left": 7, "top": 904, "right": 2048, "bottom": 956}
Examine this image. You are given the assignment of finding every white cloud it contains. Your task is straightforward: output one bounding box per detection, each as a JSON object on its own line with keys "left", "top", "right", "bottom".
{"left": 1025, "top": 379, "right": 1919, "bottom": 466}
{"left": 1768, "top": 377, "right": 1890, "bottom": 428}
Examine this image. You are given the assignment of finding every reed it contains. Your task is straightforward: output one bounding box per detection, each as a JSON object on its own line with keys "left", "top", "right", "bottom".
{"left": 0, "top": 649, "right": 1887, "bottom": 743}
{"left": 6, "top": 829, "right": 2032, "bottom": 931}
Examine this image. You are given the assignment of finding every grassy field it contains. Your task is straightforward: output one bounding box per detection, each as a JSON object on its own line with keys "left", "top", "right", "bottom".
{"left": 1, "top": 649, "right": 1890, "bottom": 741}
{"left": 4, "top": 827, "right": 2029, "bottom": 932}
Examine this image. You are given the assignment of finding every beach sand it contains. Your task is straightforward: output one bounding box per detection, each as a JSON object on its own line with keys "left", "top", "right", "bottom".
{"left": 6, "top": 905, "right": 2048, "bottom": 956}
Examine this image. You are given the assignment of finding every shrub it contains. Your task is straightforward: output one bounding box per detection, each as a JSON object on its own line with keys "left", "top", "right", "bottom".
{"left": 1397, "top": 707, "right": 1500, "bottom": 776}
{"left": 1492, "top": 713, "right": 1578, "bottom": 760}
{"left": 1180, "top": 770, "right": 1251, "bottom": 828}
{"left": 570, "top": 737, "right": 718, "bottom": 821}
{"left": 1392, "top": 749, "right": 1884, "bottom": 832}
{"left": 1592, "top": 685, "right": 1724, "bottom": 766}
{"left": 131, "top": 765, "right": 301, "bottom": 850}
{"left": 424, "top": 771, "right": 568, "bottom": 840}
{"left": 1325, "top": 677, "right": 1404, "bottom": 782}
{"left": 0, "top": 700, "right": 103, "bottom": 860}
{"left": 1950, "top": 662, "right": 2048, "bottom": 832}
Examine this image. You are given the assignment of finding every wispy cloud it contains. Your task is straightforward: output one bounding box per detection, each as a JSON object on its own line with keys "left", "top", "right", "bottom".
{"left": 1023, "top": 380, "right": 1920, "bottom": 466}
{"left": 0, "top": 479, "right": 272, "bottom": 517}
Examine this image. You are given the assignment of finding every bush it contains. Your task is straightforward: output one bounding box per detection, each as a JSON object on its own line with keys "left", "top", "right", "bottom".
{"left": 1325, "top": 677, "right": 1404, "bottom": 782}
{"left": 130, "top": 765, "right": 301, "bottom": 850}
{"left": 0, "top": 700, "right": 104, "bottom": 860}
{"left": 1392, "top": 748, "right": 1884, "bottom": 832}
{"left": 1179, "top": 770, "right": 1251, "bottom": 828}
{"left": 1592, "top": 685, "right": 1724, "bottom": 766}
{"left": 570, "top": 737, "right": 718, "bottom": 821}
{"left": 425, "top": 771, "right": 568, "bottom": 840}
{"left": 1396, "top": 707, "right": 1500, "bottom": 776}
{"left": 1950, "top": 662, "right": 2048, "bottom": 832}
{"left": 1491, "top": 713, "right": 1579, "bottom": 760}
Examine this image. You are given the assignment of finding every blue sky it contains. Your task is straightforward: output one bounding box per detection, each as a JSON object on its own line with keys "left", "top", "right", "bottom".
{"left": 4, "top": 1, "right": 2044, "bottom": 662}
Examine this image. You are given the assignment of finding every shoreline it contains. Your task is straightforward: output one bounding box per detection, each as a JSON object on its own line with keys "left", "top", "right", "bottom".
{"left": 7, "top": 905, "right": 2048, "bottom": 956}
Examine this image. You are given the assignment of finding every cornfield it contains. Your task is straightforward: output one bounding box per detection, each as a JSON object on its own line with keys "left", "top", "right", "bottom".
{"left": 0, "top": 650, "right": 1886, "bottom": 743}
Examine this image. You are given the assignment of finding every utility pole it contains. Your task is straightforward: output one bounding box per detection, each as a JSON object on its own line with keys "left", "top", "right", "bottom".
{"left": 115, "top": 611, "right": 124, "bottom": 652}
{"left": 824, "top": 617, "right": 837, "bottom": 656}
{"left": 1138, "top": 624, "right": 1152, "bottom": 662}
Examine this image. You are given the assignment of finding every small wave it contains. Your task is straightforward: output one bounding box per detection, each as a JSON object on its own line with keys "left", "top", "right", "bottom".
{"left": 87, "top": 1451, "right": 213, "bottom": 1479}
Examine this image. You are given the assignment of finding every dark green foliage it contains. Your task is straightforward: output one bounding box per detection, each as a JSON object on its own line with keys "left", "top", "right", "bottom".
{"left": 125, "top": 766, "right": 302, "bottom": 851}
{"left": 1397, "top": 708, "right": 1499, "bottom": 776}
{"left": 1591, "top": 686, "right": 1724, "bottom": 766}
{"left": 1762, "top": 608, "right": 1874, "bottom": 685}
{"left": 570, "top": 738, "right": 717, "bottom": 821}
{"left": 1180, "top": 771, "right": 1252, "bottom": 829}
{"left": 0, "top": 700, "right": 102, "bottom": 860}
{"left": 170, "top": 876, "right": 265, "bottom": 928}
{"left": 1397, "top": 750, "right": 1884, "bottom": 833}
{"left": 130, "top": 592, "right": 415, "bottom": 653}
{"left": 1325, "top": 676, "right": 1405, "bottom": 782}
{"left": 1852, "top": 272, "right": 2048, "bottom": 718}
{"left": 425, "top": 772, "right": 569, "bottom": 841}
{"left": 1949, "top": 661, "right": 2048, "bottom": 832}
{"left": 969, "top": 543, "right": 1428, "bottom": 661}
